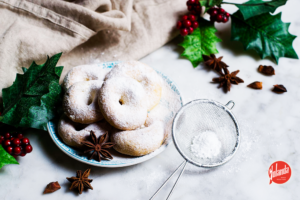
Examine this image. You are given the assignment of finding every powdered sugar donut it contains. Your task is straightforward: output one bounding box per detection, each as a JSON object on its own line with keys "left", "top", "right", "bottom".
{"left": 111, "top": 121, "right": 165, "bottom": 156}
{"left": 63, "top": 80, "right": 103, "bottom": 124}
{"left": 98, "top": 77, "right": 147, "bottom": 130}
{"left": 62, "top": 65, "right": 110, "bottom": 91}
{"left": 58, "top": 115, "right": 112, "bottom": 148}
{"left": 105, "top": 60, "right": 163, "bottom": 111}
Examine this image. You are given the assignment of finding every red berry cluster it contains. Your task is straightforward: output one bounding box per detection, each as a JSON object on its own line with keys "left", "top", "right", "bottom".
{"left": 177, "top": 14, "right": 199, "bottom": 36}
{"left": 0, "top": 132, "right": 33, "bottom": 157}
{"left": 186, "top": 0, "right": 202, "bottom": 15}
{"left": 208, "top": 7, "right": 230, "bottom": 23}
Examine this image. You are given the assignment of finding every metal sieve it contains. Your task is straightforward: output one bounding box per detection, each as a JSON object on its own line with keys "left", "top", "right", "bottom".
{"left": 150, "top": 99, "right": 240, "bottom": 200}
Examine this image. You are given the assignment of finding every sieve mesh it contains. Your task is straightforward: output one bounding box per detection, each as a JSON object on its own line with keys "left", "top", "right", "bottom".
{"left": 172, "top": 100, "right": 240, "bottom": 168}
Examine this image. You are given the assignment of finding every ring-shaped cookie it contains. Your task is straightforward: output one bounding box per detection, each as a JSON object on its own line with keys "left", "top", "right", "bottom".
{"left": 105, "top": 60, "right": 163, "bottom": 111}
{"left": 62, "top": 65, "right": 110, "bottom": 91}
{"left": 58, "top": 115, "right": 111, "bottom": 148}
{"left": 98, "top": 77, "right": 147, "bottom": 130}
{"left": 110, "top": 121, "right": 165, "bottom": 156}
{"left": 63, "top": 80, "right": 103, "bottom": 124}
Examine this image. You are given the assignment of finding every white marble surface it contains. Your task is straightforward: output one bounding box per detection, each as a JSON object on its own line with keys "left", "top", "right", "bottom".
{"left": 1, "top": 0, "right": 300, "bottom": 199}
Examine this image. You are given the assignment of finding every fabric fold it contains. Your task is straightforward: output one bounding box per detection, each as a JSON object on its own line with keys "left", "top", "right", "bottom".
{"left": 0, "top": 0, "right": 186, "bottom": 96}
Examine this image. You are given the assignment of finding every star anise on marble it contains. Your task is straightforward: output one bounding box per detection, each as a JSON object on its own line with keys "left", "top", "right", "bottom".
{"left": 66, "top": 169, "right": 93, "bottom": 194}
{"left": 212, "top": 67, "right": 244, "bottom": 92}
{"left": 202, "top": 54, "right": 228, "bottom": 72}
{"left": 82, "top": 131, "right": 114, "bottom": 162}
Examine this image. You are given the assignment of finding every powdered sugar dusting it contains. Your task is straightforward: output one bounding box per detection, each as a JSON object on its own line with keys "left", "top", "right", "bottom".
{"left": 111, "top": 72, "right": 182, "bottom": 156}
{"left": 58, "top": 115, "right": 112, "bottom": 148}
{"left": 112, "top": 121, "right": 165, "bottom": 156}
{"left": 63, "top": 80, "right": 103, "bottom": 124}
{"left": 105, "top": 61, "right": 163, "bottom": 111}
{"left": 62, "top": 65, "right": 111, "bottom": 91}
{"left": 99, "top": 77, "right": 148, "bottom": 130}
{"left": 191, "top": 131, "right": 222, "bottom": 159}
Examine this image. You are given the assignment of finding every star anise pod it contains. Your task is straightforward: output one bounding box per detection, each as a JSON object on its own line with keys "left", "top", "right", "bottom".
{"left": 66, "top": 169, "right": 93, "bottom": 194}
{"left": 212, "top": 67, "right": 244, "bottom": 92}
{"left": 202, "top": 54, "right": 228, "bottom": 72}
{"left": 82, "top": 131, "right": 114, "bottom": 162}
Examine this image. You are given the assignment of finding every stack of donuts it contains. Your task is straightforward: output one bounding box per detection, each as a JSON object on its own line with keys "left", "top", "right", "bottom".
{"left": 58, "top": 60, "right": 167, "bottom": 157}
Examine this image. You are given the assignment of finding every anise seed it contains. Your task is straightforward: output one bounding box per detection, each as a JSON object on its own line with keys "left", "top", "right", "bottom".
{"left": 258, "top": 65, "right": 275, "bottom": 76}
{"left": 247, "top": 81, "right": 263, "bottom": 90}
{"left": 272, "top": 85, "right": 287, "bottom": 94}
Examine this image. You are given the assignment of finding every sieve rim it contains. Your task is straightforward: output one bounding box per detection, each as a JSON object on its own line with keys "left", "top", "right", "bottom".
{"left": 172, "top": 99, "right": 240, "bottom": 168}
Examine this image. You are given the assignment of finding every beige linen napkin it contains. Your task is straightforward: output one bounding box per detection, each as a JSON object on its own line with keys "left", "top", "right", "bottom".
{"left": 0, "top": 0, "right": 186, "bottom": 96}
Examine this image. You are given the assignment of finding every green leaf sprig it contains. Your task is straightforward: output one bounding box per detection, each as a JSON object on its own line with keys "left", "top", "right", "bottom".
{"left": 178, "top": 0, "right": 297, "bottom": 67}
{"left": 0, "top": 53, "right": 64, "bottom": 131}
{"left": 231, "top": 10, "right": 298, "bottom": 63}
{"left": 179, "top": 18, "right": 222, "bottom": 67}
{"left": 0, "top": 145, "right": 18, "bottom": 170}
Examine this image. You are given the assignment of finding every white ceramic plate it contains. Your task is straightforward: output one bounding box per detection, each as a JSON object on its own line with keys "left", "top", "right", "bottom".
{"left": 47, "top": 61, "right": 182, "bottom": 167}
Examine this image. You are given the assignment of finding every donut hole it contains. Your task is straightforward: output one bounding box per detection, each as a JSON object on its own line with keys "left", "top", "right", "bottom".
{"left": 74, "top": 123, "right": 89, "bottom": 131}
{"left": 87, "top": 91, "right": 97, "bottom": 105}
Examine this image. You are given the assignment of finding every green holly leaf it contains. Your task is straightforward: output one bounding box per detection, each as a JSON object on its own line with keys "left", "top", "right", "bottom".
{"left": 235, "top": 0, "right": 287, "bottom": 20}
{"left": 0, "top": 53, "right": 64, "bottom": 131}
{"left": 200, "top": 0, "right": 223, "bottom": 7}
{"left": 0, "top": 145, "right": 19, "bottom": 170}
{"left": 179, "top": 18, "right": 221, "bottom": 68}
{"left": 231, "top": 11, "right": 298, "bottom": 63}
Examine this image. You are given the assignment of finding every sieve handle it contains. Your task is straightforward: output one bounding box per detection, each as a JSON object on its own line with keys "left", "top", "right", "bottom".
{"left": 225, "top": 100, "right": 235, "bottom": 110}
{"left": 149, "top": 160, "right": 187, "bottom": 200}
{"left": 166, "top": 161, "right": 187, "bottom": 200}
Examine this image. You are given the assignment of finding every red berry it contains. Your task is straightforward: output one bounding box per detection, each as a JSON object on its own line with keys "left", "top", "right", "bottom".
{"left": 225, "top": 12, "right": 230, "bottom": 17}
{"left": 190, "top": 0, "right": 196, "bottom": 4}
{"left": 4, "top": 133, "right": 10, "bottom": 139}
{"left": 190, "top": 10, "right": 197, "bottom": 15}
{"left": 207, "top": 7, "right": 213, "bottom": 14}
{"left": 188, "top": 14, "right": 197, "bottom": 22}
{"left": 3, "top": 139, "right": 11, "bottom": 147}
{"left": 216, "top": 14, "right": 223, "bottom": 22}
{"left": 222, "top": 16, "right": 229, "bottom": 23}
{"left": 219, "top": 8, "right": 225, "bottom": 13}
{"left": 211, "top": 9, "right": 218, "bottom": 17}
{"left": 176, "top": 21, "right": 182, "bottom": 29}
{"left": 14, "top": 147, "right": 21, "bottom": 155}
{"left": 0, "top": 135, "right": 4, "bottom": 144}
{"left": 196, "top": 6, "right": 201, "bottom": 12}
{"left": 192, "top": 21, "right": 199, "bottom": 29}
{"left": 183, "top": 20, "right": 191, "bottom": 27}
{"left": 20, "top": 153, "right": 26, "bottom": 157}
{"left": 12, "top": 138, "right": 20, "bottom": 147}
{"left": 6, "top": 146, "right": 13, "bottom": 154}
{"left": 180, "top": 28, "right": 189, "bottom": 36}
{"left": 17, "top": 133, "right": 23, "bottom": 139}
{"left": 195, "top": 1, "right": 200, "bottom": 5}
{"left": 187, "top": 5, "right": 193, "bottom": 11}
{"left": 22, "top": 138, "right": 30, "bottom": 145}
{"left": 188, "top": 27, "right": 194, "bottom": 34}
{"left": 25, "top": 145, "right": 32, "bottom": 153}
{"left": 181, "top": 15, "right": 188, "bottom": 21}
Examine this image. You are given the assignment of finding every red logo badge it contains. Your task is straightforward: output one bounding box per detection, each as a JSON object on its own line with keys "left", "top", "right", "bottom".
{"left": 268, "top": 161, "right": 291, "bottom": 184}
